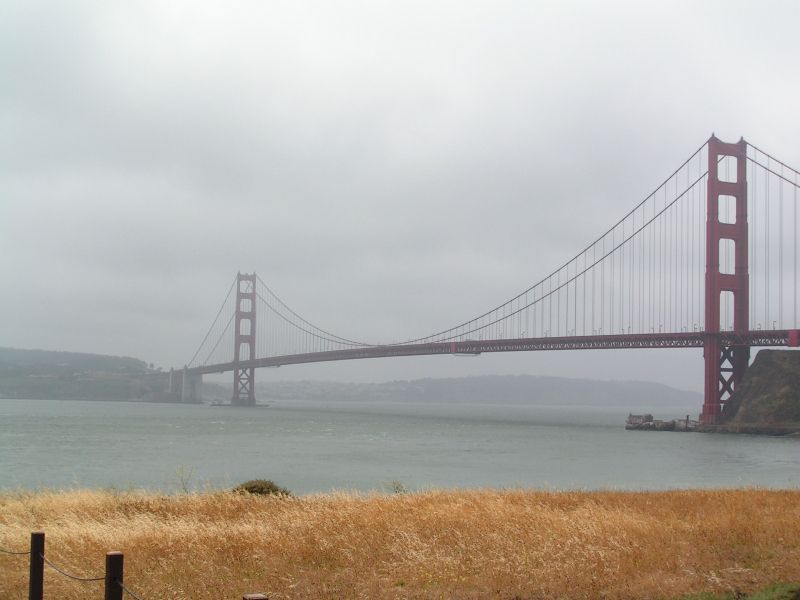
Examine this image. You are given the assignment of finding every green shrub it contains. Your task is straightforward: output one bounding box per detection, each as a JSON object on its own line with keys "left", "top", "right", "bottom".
{"left": 387, "top": 479, "right": 408, "bottom": 494}
{"left": 233, "top": 479, "right": 291, "bottom": 496}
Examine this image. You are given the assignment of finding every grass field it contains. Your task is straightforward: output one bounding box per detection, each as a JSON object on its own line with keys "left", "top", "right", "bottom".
{"left": 1, "top": 488, "right": 799, "bottom": 599}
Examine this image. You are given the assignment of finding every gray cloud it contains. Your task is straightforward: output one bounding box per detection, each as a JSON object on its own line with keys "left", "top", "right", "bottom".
{"left": 2, "top": 0, "right": 799, "bottom": 390}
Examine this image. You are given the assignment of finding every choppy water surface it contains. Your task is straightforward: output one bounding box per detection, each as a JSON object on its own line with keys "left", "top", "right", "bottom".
{"left": 2, "top": 397, "right": 799, "bottom": 493}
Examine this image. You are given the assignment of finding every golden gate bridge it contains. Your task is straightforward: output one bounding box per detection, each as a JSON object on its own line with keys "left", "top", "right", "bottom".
{"left": 171, "top": 135, "right": 800, "bottom": 424}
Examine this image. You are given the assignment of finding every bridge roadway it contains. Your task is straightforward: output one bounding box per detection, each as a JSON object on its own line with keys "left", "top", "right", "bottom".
{"left": 187, "top": 329, "right": 796, "bottom": 375}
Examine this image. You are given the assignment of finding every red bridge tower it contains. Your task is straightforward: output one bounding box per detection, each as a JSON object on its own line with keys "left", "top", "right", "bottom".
{"left": 232, "top": 272, "right": 257, "bottom": 406}
{"left": 702, "top": 136, "right": 749, "bottom": 423}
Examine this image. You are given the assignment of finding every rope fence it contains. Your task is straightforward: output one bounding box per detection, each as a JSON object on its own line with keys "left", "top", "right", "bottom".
{"left": 119, "top": 581, "right": 146, "bottom": 600}
{"left": 0, "top": 531, "right": 269, "bottom": 600}
{"left": 0, "top": 547, "right": 30, "bottom": 556}
{"left": 40, "top": 552, "right": 104, "bottom": 582}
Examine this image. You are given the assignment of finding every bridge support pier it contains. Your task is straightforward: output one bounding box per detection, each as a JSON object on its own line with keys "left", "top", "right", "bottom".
{"left": 181, "top": 367, "right": 203, "bottom": 403}
{"left": 701, "top": 136, "right": 750, "bottom": 424}
{"left": 703, "top": 337, "right": 750, "bottom": 423}
{"left": 168, "top": 368, "right": 182, "bottom": 401}
{"left": 232, "top": 272, "right": 257, "bottom": 406}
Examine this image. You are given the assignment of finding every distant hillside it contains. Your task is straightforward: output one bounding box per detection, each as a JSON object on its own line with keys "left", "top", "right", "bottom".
{"left": 255, "top": 375, "right": 700, "bottom": 408}
{"left": 0, "top": 347, "right": 149, "bottom": 373}
{"left": 716, "top": 349, "right": 800, "bottom": 434}
{"left": 0, "top": 347, "right": 168, "bottom": 401}
{"left": 0, "top": 347, "right": 701, "bottom": 408}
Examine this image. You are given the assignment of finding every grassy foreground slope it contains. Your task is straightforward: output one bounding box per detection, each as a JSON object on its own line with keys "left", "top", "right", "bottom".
{"left": 1, "top": 489, "right": 799, "bottom": 599}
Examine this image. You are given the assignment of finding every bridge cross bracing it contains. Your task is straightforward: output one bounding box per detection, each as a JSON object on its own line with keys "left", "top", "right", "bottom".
{"left": 176, "top": 135, "right": 800, "bottom": 423}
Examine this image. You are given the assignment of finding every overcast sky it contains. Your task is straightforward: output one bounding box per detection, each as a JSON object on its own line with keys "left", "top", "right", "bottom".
{"left": 2, "top": 1, "right": 799, "bottom": 391}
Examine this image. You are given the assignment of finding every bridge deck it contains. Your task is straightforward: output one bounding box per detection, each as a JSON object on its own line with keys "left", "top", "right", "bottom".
{"left": 188, "top": 330, "right": 795, "bottom": 375}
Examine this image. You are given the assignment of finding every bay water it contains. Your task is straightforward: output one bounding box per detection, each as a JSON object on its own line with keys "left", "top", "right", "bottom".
{"left": 2, "top": 397, "right": 799, "bottom": 494}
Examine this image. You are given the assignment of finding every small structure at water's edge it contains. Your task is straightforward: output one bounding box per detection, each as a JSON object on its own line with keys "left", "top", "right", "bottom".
{"left": 626, "top": 413, "right": 698, "bottom": 431}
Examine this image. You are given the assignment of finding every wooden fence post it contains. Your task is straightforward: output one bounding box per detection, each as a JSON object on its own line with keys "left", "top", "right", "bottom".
{"left": 28, "top": 531, "right": 44, "bottom": 600}
{"left": 104, "top": 551, "right": 123, "bottom": 600}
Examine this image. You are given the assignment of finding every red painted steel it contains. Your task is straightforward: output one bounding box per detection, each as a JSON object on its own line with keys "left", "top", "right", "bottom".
{"left": 702, "top": 136, "right": 749, "bottom": 424}
{"left": 232, "top": 272, "right": 257, "bottom": 405}
{"left": 789, "top": 330, "right": 800, "bottom": 347}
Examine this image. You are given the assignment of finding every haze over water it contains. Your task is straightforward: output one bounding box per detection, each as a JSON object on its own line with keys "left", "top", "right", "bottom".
{"left": 3, "top": 397, "right": 799, "bottom": 494}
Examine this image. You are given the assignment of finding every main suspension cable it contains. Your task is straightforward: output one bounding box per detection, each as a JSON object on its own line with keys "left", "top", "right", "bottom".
{"left": 188, "top": 275, "right": 237, "bottom": 366}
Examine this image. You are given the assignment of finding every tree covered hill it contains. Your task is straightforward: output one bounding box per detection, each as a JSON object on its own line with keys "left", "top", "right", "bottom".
{"left": 716, "top": 349, "right": 800, "bottom": 434}
{"left": 0, "top": 347, "right": 149, "bottom": 373}
{"left": 0, "top": 347, "right": 167, "bottom": 400}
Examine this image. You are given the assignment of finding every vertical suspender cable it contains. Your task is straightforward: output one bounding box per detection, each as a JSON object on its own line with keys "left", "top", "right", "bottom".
{"left": 620, "top": 222, "right": 625, "bottom": 332}
{"left": 565, "top": 264, "right": 569, "bottom": 335}
{"left": 540, "top": 281, "right": 544, "bottom": 336}
{"left": 674, "top": 178, "right": 678, "bottom": 330}
{"left": 628, "top": 218, "right": 633, "bottom": 331}
{"left": 592, "top": 242, "right": 597, "bottom": 335}
{"left": 660, "top": 188, "right": 664, "bottom": 330}
{"left": 700, "top": 171, "right": 704, "bottom": 329}
{"left": 689, "top": 183, "right": 693, "bottom": 328}
{"left": 557, "top": 270, "right": 561, "bottom": 335}
{"left": 669, "top": 180, "right": 673, "bottom": 331}
{"left": 550, "top": 276, "right": 553, "bottom": 335}
{"left": 525, "top": 291, "right": 530, "bottom": 337}
{"left": 640, "top": 207, "right": 644, "bottom": 332}
{"left": 689, "top": 169, "right": 693, "bottom": 328}
{"left": 661, "top": 185, "right": 664, "bottom": 330}
{"left": 641, "top": 205, "right": 645, "bottom": 331}
{"left": 766, "top": 156, "right": 770, "bottom": 327}
{"left": 654, "top": 199, "right": 659, "bottom": 330}
{"left": 678, "top": 180, "right": 682, "bottom": 329}
{"left": 582, "top": 252, "right": 586, "bottom": 335}
{"left": 752, "top": 155, "right": 757, "bottom": 324}
{"left": 779, "top": 164, "right": 784, "bottom": 328}
{"left": 610, "top": 228, "right": 615, "bottom": 333}
{"left": 617, "top": 224, "right": 621, "bottom": 332}
{"left": 650, "top": 198, "right": 654, "bottom": 330}
{"left": 601, "top": 237, "right": 605, "bottom": 332}
{"left": 683, "top": 177, "right": 687, "bottom": 329}
{"left": 676, "top": 179, "right": 680, "bottom": 330}
{"left": 627, "top": 219, "right": 632, "bottom": 332}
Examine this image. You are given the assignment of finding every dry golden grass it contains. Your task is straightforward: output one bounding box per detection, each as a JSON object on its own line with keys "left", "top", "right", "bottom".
{"left": 1, "top": 488, "right": 799, "bottom": 599}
